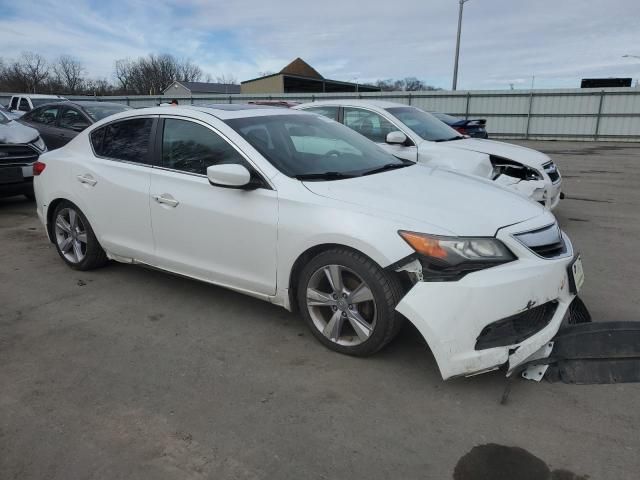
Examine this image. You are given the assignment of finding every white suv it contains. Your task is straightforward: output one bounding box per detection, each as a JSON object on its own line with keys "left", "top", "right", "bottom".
{"left": 7, "top": 94, "right": 67, "bottom": 117}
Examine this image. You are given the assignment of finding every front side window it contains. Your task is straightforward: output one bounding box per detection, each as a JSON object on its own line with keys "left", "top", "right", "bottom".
{"left": 343, "top": 107, "right": 397, "bottom": 143}
{"left": 304, "top": 106, "right": 339, "bottom": 122}
{"left": 19, "top": 98, "right": 30, "bottom": 112}
{"left": 386, "top": 107, "right": 462, "bottom": 142}
{"left": 226, "top": 114, "right": 408, "bottom": 178}
{"left": 29, "top": 106, "right": 60, "bottom": 125}
{"left": 162, "top": 119, "right": 245, "bottom": 175}
{"left": 59, "top": 108, "right": 90, "bottom": 130}
{"left": 91, "top": 117, "right": 153, "bottom": 164}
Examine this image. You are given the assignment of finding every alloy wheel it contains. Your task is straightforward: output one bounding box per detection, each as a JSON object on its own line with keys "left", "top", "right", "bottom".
{"left": 306, "top": 264, "right": 377, "bottom": 346}
{"left": 54, "top": 207, "right": 87, "bottom": 264}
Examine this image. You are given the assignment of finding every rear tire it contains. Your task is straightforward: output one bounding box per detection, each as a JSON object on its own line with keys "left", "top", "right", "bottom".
{"left": 297, "top": 248, "right": 405, "bottom": 356}
{"left": 52, "top": 201, "right": 107, "bottom": 271}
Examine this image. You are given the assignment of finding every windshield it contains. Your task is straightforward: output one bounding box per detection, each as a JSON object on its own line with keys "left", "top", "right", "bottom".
{"left": 82, "top": 104, "right": 132, "bottom": 121}
{"left": 226, "top": 114, "right": 409, "bottom": 179}
{"left": 0, "top": 108, "right": 10, "bottom": 124}
{"left": 386, "top": 107, "right": 462, "bottom": 142}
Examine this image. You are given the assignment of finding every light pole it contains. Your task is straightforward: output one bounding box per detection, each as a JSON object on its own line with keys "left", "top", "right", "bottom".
{"left": 622, "top": 55, "right": 640, "bottom": 86}
{"left": 452, "top": 0, "right": 471, "bottom": 91}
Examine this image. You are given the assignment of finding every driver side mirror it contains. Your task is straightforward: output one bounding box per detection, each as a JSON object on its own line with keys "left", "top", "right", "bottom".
{"left": 207, "top": 164, "right": 259, "bottom": 190}
{"left": 386, "top": 131, "right": 408, "bottom": 145}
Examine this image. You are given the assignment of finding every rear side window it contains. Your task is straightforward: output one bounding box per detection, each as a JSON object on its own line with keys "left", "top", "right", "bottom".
{"left": 19, "top": 98, "right": 30, "bottom": 112}
{"left": 161, "top": 119, "right": 245, "bottom": 175}
{"left": 29, "top": 106, "right": 60, "bottom": 125}
{"left": 91, "top": 118, "right": 153, "bottom": 164}
{"left": 304, "top": 106, "right": 339, "bottom": 121}
{"left": 10, "top": 97, "right": 18, "bottom": 109}
{"left": 59, "top": 107, "right": 90, "bottom": 130}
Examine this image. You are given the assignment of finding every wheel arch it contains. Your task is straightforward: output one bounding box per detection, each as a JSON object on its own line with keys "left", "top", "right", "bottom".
{"left": 286, "top": 242, "right": 411, "bottom": 313}
{"left": 46, "top": 197, "right": 70, "bottom": 243}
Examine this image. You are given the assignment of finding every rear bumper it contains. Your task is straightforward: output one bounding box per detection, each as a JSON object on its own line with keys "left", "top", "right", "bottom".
{"left": 395, "top": 223, "right": 576, "bottom": 380}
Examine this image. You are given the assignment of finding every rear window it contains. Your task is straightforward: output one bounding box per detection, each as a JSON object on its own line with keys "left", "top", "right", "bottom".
{"left": 91, "top": 117, "right": 153, "bottom": 164}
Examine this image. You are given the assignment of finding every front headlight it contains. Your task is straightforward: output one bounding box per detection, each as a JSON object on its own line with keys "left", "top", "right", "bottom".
{"left": 32, "top": 136, "right": 47, "bottom": 152}
{"left": 398, "top": 231, "right": 516, "bottom": 280}
{"left": 490, "top": 155, "right": 541, "bottom": 181}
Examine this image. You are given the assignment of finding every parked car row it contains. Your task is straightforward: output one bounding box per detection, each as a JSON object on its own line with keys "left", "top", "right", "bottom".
{"left": 32, "top": 104, "right": 584, "bottom": 381}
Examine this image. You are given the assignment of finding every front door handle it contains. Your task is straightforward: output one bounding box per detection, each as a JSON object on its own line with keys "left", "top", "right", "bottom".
{"left": 76, "top": 174, "right": 97, "bottom": 186}
{"left": 153, "top": 193, "right": 179, "bottom": 207}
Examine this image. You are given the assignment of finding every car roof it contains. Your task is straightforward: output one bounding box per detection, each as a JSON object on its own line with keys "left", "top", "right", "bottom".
{"left": 27, "top": 100, "right": 129, "bottom": 110}
{"left": 14, "top": 94, "right": 66, "bottom": 99}
{"left": 112, "top": 104, "right": 310, "bottom": 120}
{"left": 72, "top": 101, "right": 131, "bottom": 108}
{"left": 296, "top": 99, "right": 410, "bottom": 109}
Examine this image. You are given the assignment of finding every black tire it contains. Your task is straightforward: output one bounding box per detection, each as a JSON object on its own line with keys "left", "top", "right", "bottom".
{"left": 296, "top": 247, "right": 405, "bottom": 356}
{"left": 52, "top": 201, "right": 108, "bottom": 271}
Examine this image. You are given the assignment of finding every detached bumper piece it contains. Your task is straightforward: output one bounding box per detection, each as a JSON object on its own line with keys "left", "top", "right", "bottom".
{"left": 522, "top": 322, "right": 640, "bottom": 384}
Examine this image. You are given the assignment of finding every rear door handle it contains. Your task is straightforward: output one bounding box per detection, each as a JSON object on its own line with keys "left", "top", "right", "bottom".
{"left": 76, "top": 174, "right": 97, "bottom": 186}
{"left": 153, "top": 193, "right": 179, "bottom": 207}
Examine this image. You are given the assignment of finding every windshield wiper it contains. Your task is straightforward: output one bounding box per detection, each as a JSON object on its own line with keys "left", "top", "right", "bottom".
{"left": 362, "top": 162, "right": 412, "bottom": 176}
{"left": 435, "top": 136, "right": 465, "bottom": 142}
{"left": 294, "top": 171, "right": 357, "bottom": 181}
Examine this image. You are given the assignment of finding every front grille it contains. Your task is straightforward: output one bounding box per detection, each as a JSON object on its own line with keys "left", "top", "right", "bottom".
{"left": 475, "top": 301, "right": 559, "bottom": 350}
{"left": 543, "top": 161, "right": 560, "bottom": 183}
{"left": 514, "top": 223, "right": 568, "bottom": 259}
{"left": 0, "top": 144, "right": 39, "bottom": 166}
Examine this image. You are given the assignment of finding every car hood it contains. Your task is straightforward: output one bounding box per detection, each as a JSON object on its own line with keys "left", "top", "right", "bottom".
{"left": 0, "top": 120, "right": 39, "bottom": 144}
{"left": 303, "top": 165, "right": 548, "bottom": 236}
{"left": 443, "top": 138, "right": 551, "bottom": 168}
{"left": 416, "top": 140, "right": 494, "bottom": 178}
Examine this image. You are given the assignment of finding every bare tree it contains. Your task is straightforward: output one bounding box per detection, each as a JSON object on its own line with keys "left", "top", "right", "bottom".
{"left": 215, "top": 73, "right": 238, "bottom": 85}
{"left": 53, "top": 55, "right": 85, "bottom": 93}
{"left": 20, "top": 52, "right": 49, "bottom": 93}
{"left": 375, "top": 77, "right": 439, "bottom": 92}
{"left": 113, "top": 54, "right": 203, "bottom": 94}
{"left": 114, "top": 58, "right": 134, "bottom": 93}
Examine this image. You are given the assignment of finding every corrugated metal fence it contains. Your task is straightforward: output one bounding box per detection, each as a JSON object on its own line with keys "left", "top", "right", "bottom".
{"left": 3, "top": 87, "right": 640, "bottom": 141}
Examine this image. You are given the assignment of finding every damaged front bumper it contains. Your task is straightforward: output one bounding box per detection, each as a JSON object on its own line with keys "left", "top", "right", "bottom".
{"left": 394, "top": 220, "right": 576, "bottom": 380}
{"left": 494, "top": 176, "right": 562, "bottom": 210}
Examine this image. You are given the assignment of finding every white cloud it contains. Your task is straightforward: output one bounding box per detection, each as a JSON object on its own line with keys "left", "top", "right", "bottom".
{"left": 1, "top": 0, "right": 639, "bottom": 89}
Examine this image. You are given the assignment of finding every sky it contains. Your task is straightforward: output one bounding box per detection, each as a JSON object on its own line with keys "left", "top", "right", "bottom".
{"left": 0, "top": 0, "right": 639, "bottom": 90}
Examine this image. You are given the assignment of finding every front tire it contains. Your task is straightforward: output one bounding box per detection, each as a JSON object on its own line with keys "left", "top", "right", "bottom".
{"left": 297, "top": 248, "right": 405, "bottom": 356}
{"left": 52, "top": 201, "right": 107, "bottom": 270}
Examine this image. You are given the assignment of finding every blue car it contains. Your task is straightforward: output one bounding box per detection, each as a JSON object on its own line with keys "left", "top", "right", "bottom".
{"left": 430, "top": 112, "right": 488, "bottom": 139}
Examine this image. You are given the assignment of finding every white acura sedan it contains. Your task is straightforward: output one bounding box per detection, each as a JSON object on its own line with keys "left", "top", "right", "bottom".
{"left": 295, "top": 100, "right": 563, "bottom": 210}
{"left": 33, "top": 105, "right": 583, "bottom": 380}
